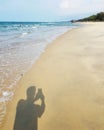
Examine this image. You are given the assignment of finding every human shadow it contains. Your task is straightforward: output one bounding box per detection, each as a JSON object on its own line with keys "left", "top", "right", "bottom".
{"left": 13, "top": 86, "right": 45, "bottom": 130}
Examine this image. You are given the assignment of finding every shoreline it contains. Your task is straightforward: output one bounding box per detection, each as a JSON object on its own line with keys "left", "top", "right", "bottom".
{"left": 0, "top": 24, "right": 76, "bottom": 126}
{"left": 1, "top": 22, "right": 104, "bottom": 130}
{"left": 0, "top": 22, "right": 75, "bottom": 108}
{"left": 0, "top": 24, "right": 78, "bottom": 127}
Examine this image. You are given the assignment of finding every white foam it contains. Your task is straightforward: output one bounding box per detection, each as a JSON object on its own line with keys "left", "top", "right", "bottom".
{"left": 2, "top": 91, "right": 9, "bottom": 97}
{"left": 32, "top": 26, "right": 37, "bottom": 29}
{"left": 20, "top": 32, "right": 28, "bottom": 38}
{"left": 0, "top": 91, "right": 14, "bottom": 102}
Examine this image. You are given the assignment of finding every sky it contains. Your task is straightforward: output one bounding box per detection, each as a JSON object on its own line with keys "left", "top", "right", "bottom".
{"left": 0, "top": 0, "right": 104, "bottom": 22}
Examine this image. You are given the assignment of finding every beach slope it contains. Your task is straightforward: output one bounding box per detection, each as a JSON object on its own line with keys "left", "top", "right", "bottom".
{"left": 1, "top": 22, "right": 104, "bottom": 130}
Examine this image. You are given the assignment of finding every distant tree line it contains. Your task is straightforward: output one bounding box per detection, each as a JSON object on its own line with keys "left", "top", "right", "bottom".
{"left": 71, "top": 12, "right": 104, "bottom": 22}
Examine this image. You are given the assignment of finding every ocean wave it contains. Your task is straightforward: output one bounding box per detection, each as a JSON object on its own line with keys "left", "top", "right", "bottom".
{"left": 20, "top": 32, "right": 28, "bottom": 38}
{"left": 32, "top": 26, "right": 37, "bottom": 29}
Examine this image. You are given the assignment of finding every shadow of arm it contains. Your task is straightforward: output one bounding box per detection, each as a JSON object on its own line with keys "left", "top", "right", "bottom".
{"left": 38, "top": 98, "right": 45, "bottom": 118}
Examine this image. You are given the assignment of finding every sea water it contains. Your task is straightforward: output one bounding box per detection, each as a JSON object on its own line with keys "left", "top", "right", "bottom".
{"left": 0, "top": 21, "right": 77, "bottom": 124}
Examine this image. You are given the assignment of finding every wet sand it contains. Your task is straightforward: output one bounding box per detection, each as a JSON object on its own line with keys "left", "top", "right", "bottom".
{"left": 1, "top": 22, "right": 104, "bottom": 130}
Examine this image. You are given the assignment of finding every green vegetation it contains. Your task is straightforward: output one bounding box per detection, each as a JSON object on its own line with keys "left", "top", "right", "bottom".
{"left": 71, "top": 12, "right": 104, "bottom": 22}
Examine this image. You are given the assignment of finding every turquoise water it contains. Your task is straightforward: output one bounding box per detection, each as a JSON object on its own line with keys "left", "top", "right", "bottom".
{"left": 0, "top": 22, "right": 77, "bottom": 124}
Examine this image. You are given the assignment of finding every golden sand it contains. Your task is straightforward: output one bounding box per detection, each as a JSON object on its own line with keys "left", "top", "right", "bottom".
{"left": 1, "top": 22, "right": 104, "bottom": 130}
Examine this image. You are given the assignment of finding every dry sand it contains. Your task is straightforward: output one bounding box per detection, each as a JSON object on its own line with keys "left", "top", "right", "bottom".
{"left": 1, "top": 22, "right": 104, "bottom": 130}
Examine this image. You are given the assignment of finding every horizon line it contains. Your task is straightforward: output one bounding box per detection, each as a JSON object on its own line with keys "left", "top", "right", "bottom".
{"left": 0, "top": 20, "right": 71, "bottom": 23}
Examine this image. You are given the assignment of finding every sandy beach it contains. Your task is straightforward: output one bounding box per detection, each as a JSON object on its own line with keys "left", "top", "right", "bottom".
{"left": 1, "top": 22, "right": 104, "bottom": 130}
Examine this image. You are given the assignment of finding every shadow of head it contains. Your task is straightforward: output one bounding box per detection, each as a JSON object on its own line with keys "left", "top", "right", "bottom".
{"left": 27, "top": 86, "right": 36, "bottom": 101}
